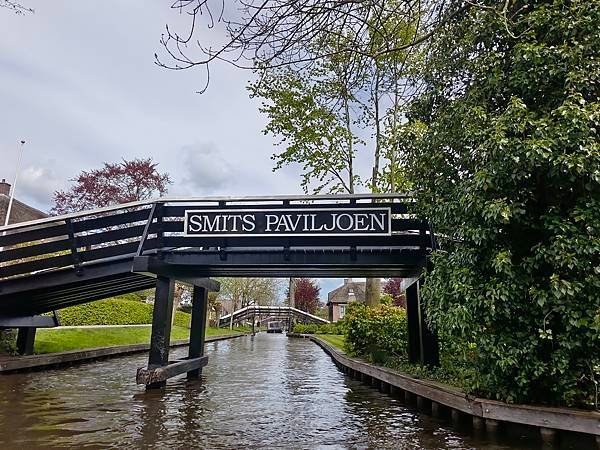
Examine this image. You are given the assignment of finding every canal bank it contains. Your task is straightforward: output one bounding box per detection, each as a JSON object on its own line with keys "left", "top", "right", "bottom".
{"left": 0, "top": 332, "right": 248, "bottom": 373}
{"left": 289, "top": 333, "right": 600, "bottom": 448}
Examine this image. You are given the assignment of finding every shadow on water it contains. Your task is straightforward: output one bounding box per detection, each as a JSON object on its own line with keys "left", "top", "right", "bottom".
{"left": 0, "top": 334, "right": 583, "bottom": 449}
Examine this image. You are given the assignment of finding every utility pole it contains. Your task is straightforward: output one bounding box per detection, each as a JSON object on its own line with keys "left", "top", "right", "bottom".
{"left": 3, "top": 140, "right": 26, "bottom": 228}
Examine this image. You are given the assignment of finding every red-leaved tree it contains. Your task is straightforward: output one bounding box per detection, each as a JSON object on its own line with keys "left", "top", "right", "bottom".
{"left": 383, "top": 278, "right": 406, "bottom": 308}
{"left": 52, "top": 158, "right": 171, "bottom": 214}
{"left": 292, "top": 278, "right": 320, "bottom": 314}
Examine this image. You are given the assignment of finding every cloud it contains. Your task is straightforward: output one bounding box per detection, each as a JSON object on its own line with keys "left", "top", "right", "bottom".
{"left": 180, "top": 142, "right": 235, "bottom": 193}
{"left": 16, "top": 164, "right": 62, "bottom": 211}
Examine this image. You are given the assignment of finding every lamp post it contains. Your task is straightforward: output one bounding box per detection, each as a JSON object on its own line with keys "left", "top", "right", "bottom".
{"left": 3, "top": 140, "right": 26, "bottom": 227}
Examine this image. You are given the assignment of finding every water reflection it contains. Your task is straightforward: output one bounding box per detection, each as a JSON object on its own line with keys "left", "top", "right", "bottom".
{"left": 0, "top": 334, "right": 567, "bottom": 449}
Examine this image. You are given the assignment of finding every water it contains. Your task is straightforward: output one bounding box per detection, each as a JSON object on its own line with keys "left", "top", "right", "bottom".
{"left": 0, "top": 334, "right": 564, "bottom": 449}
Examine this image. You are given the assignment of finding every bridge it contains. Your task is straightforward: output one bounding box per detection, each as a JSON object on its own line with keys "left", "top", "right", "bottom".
{"left": 219, "top": 305, "right": 329, "bottom": 328}
{"left": 0, "top": 194, "right": 438, "bottom": 387}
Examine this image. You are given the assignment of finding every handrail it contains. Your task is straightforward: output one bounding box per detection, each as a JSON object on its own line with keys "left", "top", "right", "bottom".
{"left": 0, "top": 193, "right": 413, "bottom": 232}
{"left": 219, "top": 305, "right": 329, "bottom": 324}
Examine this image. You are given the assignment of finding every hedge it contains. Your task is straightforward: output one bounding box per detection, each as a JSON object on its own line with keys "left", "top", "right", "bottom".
{"left": 343, "top": 302, "right": 408, "bottom": 364}
{"left": 56, "top": 298, "right": 192, "bottom": 327}
{"left": 292, "top": 322, "right": 344, "bottom": 335}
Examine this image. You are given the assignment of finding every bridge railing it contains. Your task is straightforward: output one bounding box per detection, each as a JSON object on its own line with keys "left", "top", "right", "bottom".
{"left": 218, "top": 305, "right": 329, "bottom": 326}
{"left": 0, "top": 194, "right": 430, "bottom": 281}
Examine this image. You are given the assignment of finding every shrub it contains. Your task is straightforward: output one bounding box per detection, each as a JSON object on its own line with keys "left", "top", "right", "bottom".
{"left": 343, "top": 302, "right": 408, "bottom": 364}
{"left": 57, "top": 298, "right": 192, "bottom": 328}
{"left": 291, "top": 322, "right": 344, "bottom": 335}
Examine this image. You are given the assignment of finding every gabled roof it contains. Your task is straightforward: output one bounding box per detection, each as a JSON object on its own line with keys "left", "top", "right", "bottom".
{"left": 0, "top": 194, "right": 48, "bottom": 225}
{"left": 327, "top": 280, "right": 366, "bottom": 304}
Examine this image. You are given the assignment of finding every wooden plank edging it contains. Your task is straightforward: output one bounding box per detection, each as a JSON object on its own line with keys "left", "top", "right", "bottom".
{"left": 0, "top": 333, "right": 246, "bottom": 373}
{"left": 292, "top": 334, "right": 600, "bottom": 437}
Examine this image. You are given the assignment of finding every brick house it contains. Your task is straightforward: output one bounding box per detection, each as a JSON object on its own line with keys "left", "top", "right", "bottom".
{"left": 326, "top": 278, "right": 366, "bottom": 322}
{"left": 0, "top": 179, "right": 47, "bottom": 225}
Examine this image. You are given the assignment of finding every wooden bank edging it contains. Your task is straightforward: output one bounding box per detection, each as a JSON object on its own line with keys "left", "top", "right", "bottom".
{"left": 0, "top": 334, "right": 246, "bottom": 373}
{"left": 289, "top": 333, "right": 600, "bottom": 437}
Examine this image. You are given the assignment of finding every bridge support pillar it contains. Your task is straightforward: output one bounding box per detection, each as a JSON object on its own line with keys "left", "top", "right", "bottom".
{"left": 406, "top": 278, "right": 439, "bottom": 367}
{"left": 147, "top": 276, "right": 175, "bottom": 389}
{"left": 16, "top": 327, "right": 36, "bottom": 355}
{"left": 188, "top": 285, "right": 209, "bottom": 379}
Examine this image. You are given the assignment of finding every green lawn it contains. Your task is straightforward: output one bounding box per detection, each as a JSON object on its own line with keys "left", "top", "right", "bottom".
{"left": 316, "top": 334, "right": 345, "bottom": 351}
{"left": 34, "top": 326, "right": 248, "bottom": 354}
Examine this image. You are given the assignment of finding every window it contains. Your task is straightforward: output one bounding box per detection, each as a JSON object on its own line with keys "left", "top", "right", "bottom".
{"left": 339, "top": 304, "right": 346, "bottom": 318}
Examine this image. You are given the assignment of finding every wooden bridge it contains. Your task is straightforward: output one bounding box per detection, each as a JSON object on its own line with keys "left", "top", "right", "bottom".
{"left": 219, "top": 305, "right": 329, "bottom": 328}
{"left": 0, "top": 194, "right": 438, "bottom": 387}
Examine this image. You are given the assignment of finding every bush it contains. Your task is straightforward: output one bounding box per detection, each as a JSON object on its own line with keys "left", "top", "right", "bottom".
{"left": 292, "top": 322, "right": 344, "bottom": 335}
{"left": 57, "top": 298, "right": 192, "bottom": 328}
{"left": 343, "top": 302, "right": 408, "bottom": 364}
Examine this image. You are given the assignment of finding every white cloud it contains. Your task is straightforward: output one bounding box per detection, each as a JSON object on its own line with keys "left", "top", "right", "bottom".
{"left": 180, "top": 142, "right": 234, "bottom": 192}
{"left": 16, "top": 163, "right": 62, "bottom": 210}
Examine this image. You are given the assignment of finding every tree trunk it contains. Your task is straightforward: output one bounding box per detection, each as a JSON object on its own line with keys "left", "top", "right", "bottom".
{"left": 364, "top": 278, "right": 381, "bottom": 307}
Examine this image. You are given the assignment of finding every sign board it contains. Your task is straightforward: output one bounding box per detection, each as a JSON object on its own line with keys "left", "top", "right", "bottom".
{"left": 183, "top": 207, "right": 391, "bottom": 237}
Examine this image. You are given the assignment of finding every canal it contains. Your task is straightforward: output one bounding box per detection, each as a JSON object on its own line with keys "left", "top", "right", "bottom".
{"left": 0, "top": 334, "right": 548, "bottom": 449}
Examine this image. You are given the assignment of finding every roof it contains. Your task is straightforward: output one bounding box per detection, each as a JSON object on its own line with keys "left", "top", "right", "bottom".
{"left": 327, "top": 280, "right": 366, "bottom": 304}
{"left": 0, "top": 194, "right": 48, "bottom": 225}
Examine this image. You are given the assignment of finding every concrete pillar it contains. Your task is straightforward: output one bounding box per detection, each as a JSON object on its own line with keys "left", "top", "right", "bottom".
{"left": 187, "top": 285, "right": 208, "bottom": 379}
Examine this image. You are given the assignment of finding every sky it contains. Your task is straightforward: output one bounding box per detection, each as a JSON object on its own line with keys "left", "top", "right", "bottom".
{"left": 0, "top": 2, "right": 370, "bottom": 298}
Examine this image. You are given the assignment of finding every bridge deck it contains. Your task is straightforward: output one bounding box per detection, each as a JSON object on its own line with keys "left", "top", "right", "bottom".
{"left": 0, "top": 194, "right": 431, "bottom": 316}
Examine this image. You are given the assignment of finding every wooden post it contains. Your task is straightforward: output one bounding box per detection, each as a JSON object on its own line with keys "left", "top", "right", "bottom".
{"left": 407, "top": 278, "right": 440, "bottom": 366}
{"left": 417, "top": 278, "right": 440, "bottom": 367}
{"left": 16, "top": 327, "right": 36, "bottom": 355}
{"left": 147, "top": 276, "right": 175, "bottom": 389}
{"left": 406, "top": 281, "right": 421, "bottom": 363}
{"left": 187, "top": 285, "right": 208, "bottom": 379}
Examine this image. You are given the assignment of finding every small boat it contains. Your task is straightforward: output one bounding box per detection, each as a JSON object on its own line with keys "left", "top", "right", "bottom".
{"left": 266, "top": 321, "right": 283, "bottom": 333}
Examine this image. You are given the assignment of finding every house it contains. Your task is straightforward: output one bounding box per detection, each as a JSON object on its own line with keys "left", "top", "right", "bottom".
{"left": 0, "top": 179, "right": 47, "bottom": 225}
{"left": 326, "top": 278, "right": 366, "bottom": 322}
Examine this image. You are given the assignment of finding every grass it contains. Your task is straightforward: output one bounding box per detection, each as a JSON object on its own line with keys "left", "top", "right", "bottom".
{"left": 34, "top": 326, "right": 249, "bottom": 354}
{"left": 316, "top": 334, "right": 345, "bottom": 351}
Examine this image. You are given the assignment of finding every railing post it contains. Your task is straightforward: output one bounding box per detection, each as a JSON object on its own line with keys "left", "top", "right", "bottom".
{"left": 188, "top": 285, "right": 209, "bottom": 379}
{"left": 155, "top": 202, "right": 164, "bottom": 259}
{"left": 65, "top": 218, "right": 82, "bottom": 275}
{"left": 147, "top": 275, "right": 174, "bottom": 389}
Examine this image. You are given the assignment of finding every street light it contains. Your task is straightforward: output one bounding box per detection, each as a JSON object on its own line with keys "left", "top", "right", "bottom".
{"left": 3, "top": 140, "right": 26, "bottom": 227}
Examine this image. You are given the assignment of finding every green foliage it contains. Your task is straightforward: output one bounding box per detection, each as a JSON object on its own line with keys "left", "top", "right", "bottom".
{"left": 292, "top": 322, "right": 344, "bottom": 335}
{"left": 57, "top": 298, "right": 191, "bottom": 328}
{"left": 342, "top": 302, "right": 408, "bottom": 364}
{"left": 0, "top": 330, "right": 17, "bottom": 355}
{"left": 403, "top": 0, "right": 600, "bottom": 408}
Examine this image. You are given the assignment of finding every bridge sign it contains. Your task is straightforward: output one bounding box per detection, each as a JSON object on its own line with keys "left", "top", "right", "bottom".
{"left": 183, "top": 207, "right": 391, "bottom": 237}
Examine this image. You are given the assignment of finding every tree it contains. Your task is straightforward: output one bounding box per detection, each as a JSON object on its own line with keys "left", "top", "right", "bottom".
{"left": 218, "top": 278, "right": 282, "bottom": 310}
{"left": 383, "top": 278, "right": 406, "bottom": 308}
{"left": 289, "top": 278, "right": 320, "bottom": 314}
{"left": 1, "top": 1, "right": 33, "bottom": 14}
{"left": 157, "top": 1, "right": 457, "bottom": 93}
{"left": 402, "top": 0, "right": 600, "bottom": 407}
{"left": 52, "top": 158, "right": 171, "bottom": 214}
